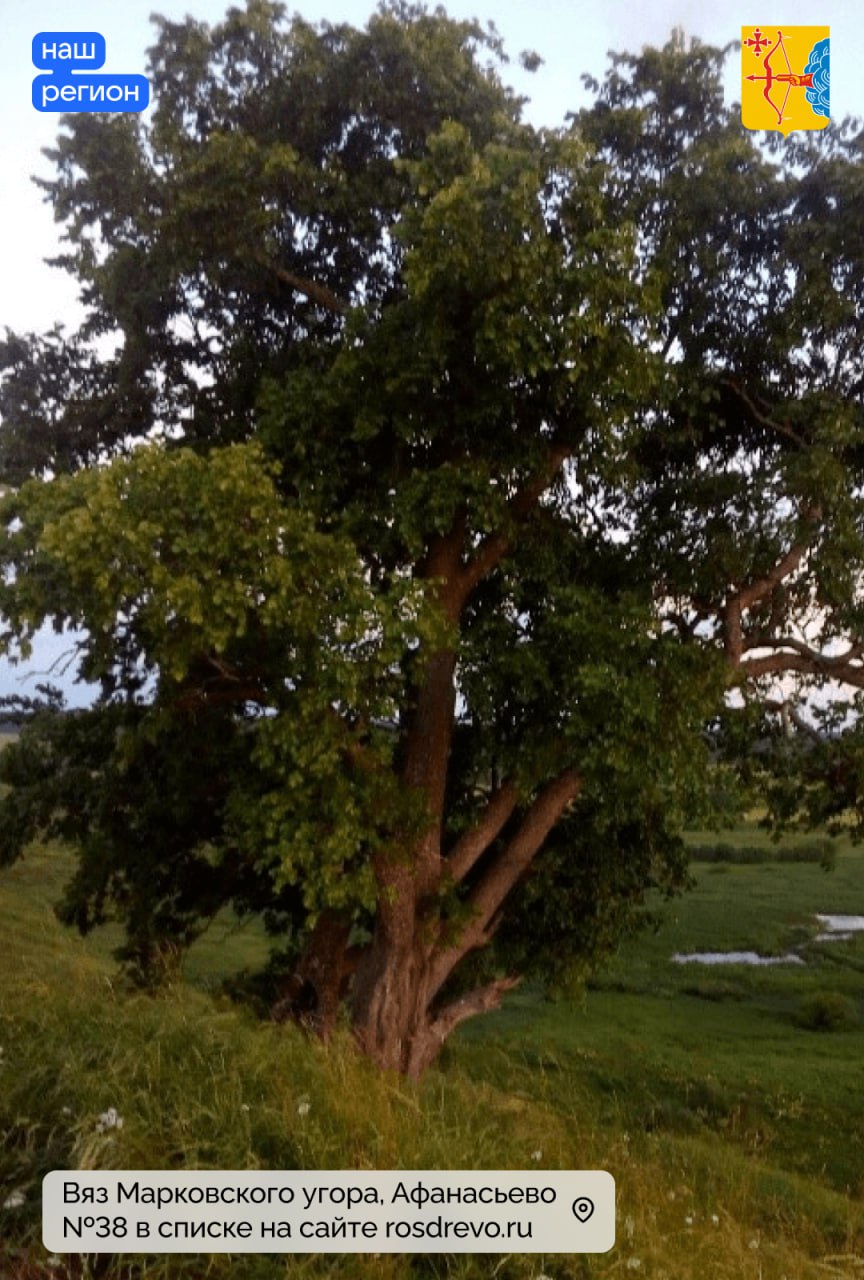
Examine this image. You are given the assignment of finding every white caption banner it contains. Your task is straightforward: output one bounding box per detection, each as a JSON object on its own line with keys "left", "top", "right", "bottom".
{"left": 44, "top": 1170, "right": 614, "bottom": 1254}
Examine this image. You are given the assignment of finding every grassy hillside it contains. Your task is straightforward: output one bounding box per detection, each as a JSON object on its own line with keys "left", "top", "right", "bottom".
{"left": 1, "top": 833, "right": 863, "bottom": 1279}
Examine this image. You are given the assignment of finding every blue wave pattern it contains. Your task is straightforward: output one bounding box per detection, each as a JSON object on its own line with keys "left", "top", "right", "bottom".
{"left": 804, "top": 38, "right": 830, "bottom": 119}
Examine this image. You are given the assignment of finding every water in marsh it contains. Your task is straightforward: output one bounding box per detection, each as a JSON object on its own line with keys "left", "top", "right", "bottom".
{"left": 671, "top": 950, "right": 805, "bottom": 966}
{"left": 672, "top": 914, "right": 864, "bottom": 963}
{"left": 813, "top": 913, "right": 864, "bottom": 941}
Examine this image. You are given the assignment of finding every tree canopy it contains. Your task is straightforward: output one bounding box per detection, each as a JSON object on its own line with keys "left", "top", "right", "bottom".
{"left": 1, "top": 2, "right": 863, "bottom": 1074}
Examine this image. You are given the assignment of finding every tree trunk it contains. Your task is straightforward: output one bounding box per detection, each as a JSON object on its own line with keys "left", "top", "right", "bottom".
{"left": 349, "top": 635, "right": 457, "bottom": 1073}
{"left": 272, "top": 910, "right": 351, "bottom": 1038}
{"left": 349, "top": 926, "right": 438, "bottom": 1076}
{"left": 327, "top": 490, "right": 575, "bottom": 1075}
{"left": 349, "top": 919, "right": 520, "bottom": 1078}
{"left": 348, "top": 766, "right": 583, "bottom": 1076}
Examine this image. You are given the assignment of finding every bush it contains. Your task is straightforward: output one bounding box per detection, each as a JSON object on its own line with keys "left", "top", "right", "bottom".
{"left": 689, "top": 838, "right": 835, "bottom": 869}
{"left": 793, "top": 992, "right": 860, "bottom": 1032}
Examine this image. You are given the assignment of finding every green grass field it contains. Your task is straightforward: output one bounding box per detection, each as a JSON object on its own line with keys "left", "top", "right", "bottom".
{"left": 1, "top": 828, "right": 863, "bottom": 1279}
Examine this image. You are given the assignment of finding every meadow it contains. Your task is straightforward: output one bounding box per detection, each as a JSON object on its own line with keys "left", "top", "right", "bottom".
{"left": 1, "top": 824, "right": 863, "bottom": 1279}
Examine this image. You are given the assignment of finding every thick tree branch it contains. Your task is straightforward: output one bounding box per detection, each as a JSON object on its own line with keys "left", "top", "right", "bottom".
{"left": 735, "top": 536, "right": 816, "bottom": 613}
{"left": 455, "top": 444, "right": 571, "bottom": 606}
{"left": 721, "top": 378, "right": 806, "bottom": 448}
{"left": 722, "top": 510, "right": 822, "bottom": 666}
{"left": 444, "top": 780, "right": 519, "bottom": 885}
{"left": 250, "top": 251, "right": 350, "bottom": 316}
{"left": 763, "top": 697, "right": 826, "bottom": 744}
{"left": 427, "top": 768, "right": 581, "bottom": 998}
{"left": 426, "top": 975, "right": 521, "bottom": 1046}
{"left": 467, "top": 768, "right": 582, "bottom": 927}
{"left": 723, "top": 596, "right": 744, "bottom": 666}
{"left": 741, "top": 648, "right": 864, "bottom": 687}
{"left": 744, "top": 635, "right": 864, "bottom": 664}
{"left": 421, "top": 518, "right": 468, "bottom": 615}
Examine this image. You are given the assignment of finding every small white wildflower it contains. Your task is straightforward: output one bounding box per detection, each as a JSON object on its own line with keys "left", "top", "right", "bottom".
{"left": 530, "top": 1149, "right": 542, "bottom": 1161}
{"left": 624, "top": 1214, "right": 635, "bottom": 1239}
{"left": 3, "top": 1190, "right": 25, "bottom": 1210}
{"left": 61, "top": 1106, "right": 72, "bottom": 1116}
{"left": 711, "top": 1214, "right": 720, "bottom": 1225}
{"left": 297, "top": 1100, "right": 311, "bottom": 1117}
{"left": 46, "top": 1256, "right": 62, "bottom": 1269}
{"left": 625, "top": 1259, "right": 642, "bottom": 1272}
{"left": 667, "top": 1190, "right": 676, "bottom": 1201}
{"left": 684, "top": 1215, "right": 694, "bottom": 1226}
{"left": 240, "top": 1103, "right": 251, "bottom": 1112}
{"left": 748, "top": 1238, "right": 760, "bottom": 1250}
{"left": 95, "top": 1107, "right": 123, "bottom": 1133}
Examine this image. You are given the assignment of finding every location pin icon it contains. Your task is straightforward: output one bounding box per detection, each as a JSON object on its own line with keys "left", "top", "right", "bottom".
{"left": 572, "top": 1197, "right": 595, "bottom": 1223}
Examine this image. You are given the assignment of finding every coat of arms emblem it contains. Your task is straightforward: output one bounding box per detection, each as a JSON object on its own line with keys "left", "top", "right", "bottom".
{"left": 741, "top": 26, "right": 830, "bottom": 134}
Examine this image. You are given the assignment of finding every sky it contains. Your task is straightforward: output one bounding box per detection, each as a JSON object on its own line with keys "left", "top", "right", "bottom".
{"left": 0, "top": 0, "right": 862, "bottom": 705}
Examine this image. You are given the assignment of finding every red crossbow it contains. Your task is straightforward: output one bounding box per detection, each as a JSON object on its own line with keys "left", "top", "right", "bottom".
{"left": 746, "top": 30, "right": 814, "bottom": 127}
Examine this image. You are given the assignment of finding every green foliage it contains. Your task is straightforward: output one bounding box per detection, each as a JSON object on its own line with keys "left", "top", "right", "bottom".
{"left": 0, "top": 442, "right": 442, "bottom": 968}
{"left": 0, "top": 442, "right": 435, "bottom": 690}
{"left": 579, "top": 39, "right": 864, "bottom": 690}
{"left": 0, "top": 6, "right": 862, "bottom": 1050}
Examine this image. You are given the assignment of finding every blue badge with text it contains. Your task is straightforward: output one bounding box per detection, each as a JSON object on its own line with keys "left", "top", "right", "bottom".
{"left": 32, "top": 32, "right": 150, "bottom": 112}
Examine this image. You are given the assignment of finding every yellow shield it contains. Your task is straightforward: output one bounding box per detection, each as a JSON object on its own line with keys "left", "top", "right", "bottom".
{"left": 741, "top": 26, "right": 830, "bottom": 134}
